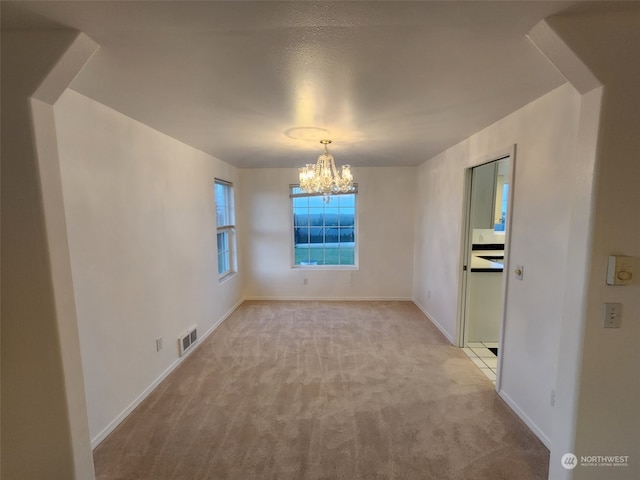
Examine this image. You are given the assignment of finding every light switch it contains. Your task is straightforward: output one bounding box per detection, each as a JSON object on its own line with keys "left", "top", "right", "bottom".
{"left": 603, "top": 303, "right": 622, "bottom": 328}
{"left": 606, "top": 255, "right": 633, "bottom": 286}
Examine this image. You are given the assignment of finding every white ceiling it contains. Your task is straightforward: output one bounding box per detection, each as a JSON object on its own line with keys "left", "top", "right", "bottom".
{"left": 2, "top": 1, "right": 579, "bottom": 168}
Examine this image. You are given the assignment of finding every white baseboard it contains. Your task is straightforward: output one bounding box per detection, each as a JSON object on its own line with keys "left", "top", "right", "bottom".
{"left": 412, "top": 299, "right": 550, "bottom": 450}
{"left": 92, "top": 296, "right": 552, "bottom": 458}
{"left": 412, "top": 299, "right": 455, "bottom": 345}
{"left": 498, "top": 390, "right": 551, "bottom": 449}
{"left": 91, "top": 298, "right": 245, "bottom": 448}
{"left": 91, "top": 358, "right": 182, "bottom": 448}
{"left": 243, "top": 296, "right": 413, "bottom": 301}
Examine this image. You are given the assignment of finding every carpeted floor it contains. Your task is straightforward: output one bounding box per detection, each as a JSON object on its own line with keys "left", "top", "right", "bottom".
{"left": 93, "top": 301, "right": 549, "bottom": 480}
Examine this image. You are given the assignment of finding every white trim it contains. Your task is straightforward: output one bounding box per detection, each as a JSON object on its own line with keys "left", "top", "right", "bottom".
{"left": 215, "top": 180, "right": 237, "bottom": 279}
{"left": 90, "top": 298, "right": 245, "bottom": 448}
{"left": 216, "top": 226, "right": 236, "bottom": 280}
{"left": 218, "top": 270, "right": 238, "bottom": 284}
{"left": 456, "top": 167, "right": 473, "bottom": 348}
{"left": 90, "top": 296, "right": 550, "bottom": 455}
{"left": 498, "top": 390, "right": 551, "bottom": 449}
{"left": 527, "top": 20, "right": 601, "bottom": 95}
{"left": 456, "top": 145, "right": 516, "bottom": 390}
{"left": 30, "top": 32, "right": 101, "bottom": 480}
{"left": 289, "top": 186, "right": 359, "bottom": 269}
{"left": 243, "top": 296, "right": 412, "bottom": 302}
{"left": 412, "top": 299, "right": 455, "bottom": 345}
{"left": 291, "top": 265, "right": 358, "bottom": 271}
{"left": 417, "top": 291, "right": 550, "bottom": 448}
{"left": 456, "top": 147, "right": 515, "bottom": 348}
{"left": 495, "top": 145, "right": 517, "bottom": 391}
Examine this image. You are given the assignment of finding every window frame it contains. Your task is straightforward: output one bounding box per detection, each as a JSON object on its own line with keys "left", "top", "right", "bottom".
{"left": 290, "top": 185, "right": 359, "bottom": 270}
{"left": 214, "top": 179, "right": 236, "bottom": 281}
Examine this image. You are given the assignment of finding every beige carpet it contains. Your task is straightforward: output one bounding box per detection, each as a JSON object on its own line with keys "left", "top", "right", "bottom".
{"left": 93, "top": 301, "right": 549, "bottom": 480}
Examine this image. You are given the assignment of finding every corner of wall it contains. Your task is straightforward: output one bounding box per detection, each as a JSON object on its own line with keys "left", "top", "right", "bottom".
{"left": 2, "top": 29, "right": 98, "bottom": 480}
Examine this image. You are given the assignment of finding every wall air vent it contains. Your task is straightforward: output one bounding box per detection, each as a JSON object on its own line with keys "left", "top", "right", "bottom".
{"left": 178, "top": 326, "right": 198, "bottom": 356}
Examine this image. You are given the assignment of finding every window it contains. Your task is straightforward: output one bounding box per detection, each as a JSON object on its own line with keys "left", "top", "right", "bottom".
{"left": 215, "top": 179, "right": 236, "bottom": 279}
{"left": 291, "top": 186, "right": 357, "bottom": 267}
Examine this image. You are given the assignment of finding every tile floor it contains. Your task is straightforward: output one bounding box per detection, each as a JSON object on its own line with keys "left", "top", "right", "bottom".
{"left": 462, "top": 342, "right": 498, "bottom": 385}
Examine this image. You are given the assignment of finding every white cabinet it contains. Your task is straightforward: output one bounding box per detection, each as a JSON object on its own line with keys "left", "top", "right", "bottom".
{"left": 466, "top": 270, "right": 502, "bottom": 342}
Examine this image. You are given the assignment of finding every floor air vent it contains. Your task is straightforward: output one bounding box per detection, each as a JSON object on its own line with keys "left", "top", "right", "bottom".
{"left": 178, "top": 326, "right": 198, "bottom": 356}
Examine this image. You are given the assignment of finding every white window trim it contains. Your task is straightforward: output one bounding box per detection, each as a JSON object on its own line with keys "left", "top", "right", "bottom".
{"left": 215, "top": 179, "right": 237, "bottom": 281}
{"left": 289, "top": 185, "right": 359, "bottom": 270}
{"left": 217, "top": 226, "right": 236, "bottom": 281}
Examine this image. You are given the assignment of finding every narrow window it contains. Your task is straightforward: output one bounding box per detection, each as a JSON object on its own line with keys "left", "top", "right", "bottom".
{"left": 291, "top": 185, "right": 358, "bottom": 268}
{"left": 215, "top": 179, "right": 236, "bottom": 280}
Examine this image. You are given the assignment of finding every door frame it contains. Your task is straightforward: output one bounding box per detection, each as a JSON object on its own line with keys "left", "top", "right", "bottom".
{"left": 456, "top": 144, "right": 517, "bottom": 390}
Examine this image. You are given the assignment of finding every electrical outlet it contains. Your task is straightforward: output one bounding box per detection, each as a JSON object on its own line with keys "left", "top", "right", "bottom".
{"left": 156, "top": 337, "right": 163, "bottom": 352}
{"left": 603, "top": 303, "right": 622, "bottom": 328}
{"left": 550, "top": 389, "right": 556, "bottom": 406}
{"left": 428, "top": 289, "right": 431, "bottom": 299}
{"left": 303, "top": 278, "right": 308, "bottom": 285}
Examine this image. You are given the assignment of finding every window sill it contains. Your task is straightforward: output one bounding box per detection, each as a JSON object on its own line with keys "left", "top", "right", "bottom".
{"left": 218, "top": 271, "right": 237, "bottom": 284}
{"left": 292, "top": 265, "right": 358, "bottom": 271}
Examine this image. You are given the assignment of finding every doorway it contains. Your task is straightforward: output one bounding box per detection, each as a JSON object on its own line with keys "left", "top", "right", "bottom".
{"left": 457, "top": 151, "right": 514, "bottom": 388}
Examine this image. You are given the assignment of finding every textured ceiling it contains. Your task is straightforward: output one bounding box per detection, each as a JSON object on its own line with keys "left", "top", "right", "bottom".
{"left": 2, "top": 1, "right": 577, "bottom": 168}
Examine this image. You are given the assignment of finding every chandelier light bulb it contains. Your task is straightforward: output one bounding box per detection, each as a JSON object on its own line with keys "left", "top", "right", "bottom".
{"left": 298, "top": 139, "right": 355, "bottom": 198}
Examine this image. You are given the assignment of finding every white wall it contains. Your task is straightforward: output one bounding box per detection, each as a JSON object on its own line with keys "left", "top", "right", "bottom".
{"left": 240, "top": 167, "right": 416, "bottom": 300}
{"left": 1, "top": 31, "right": 97, "bottom": 480}
{"left": 413, "top": 83, "right": 584, "bottom": 445}
{"left": 412, "top": 143, "right": 469, "bottom": 342}
{"left": 546, "top": 9, "right": 640, "bottom": 480}
{"left": 7, "top": 10, "right": 637, "bottom": 480}
{"left": 54, "top": 89, "right": 243, "bottom": 445}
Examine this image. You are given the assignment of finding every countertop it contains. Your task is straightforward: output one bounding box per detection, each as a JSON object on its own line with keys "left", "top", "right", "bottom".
{"left": 470, "top": 250, "right": 504, "bottom": 272}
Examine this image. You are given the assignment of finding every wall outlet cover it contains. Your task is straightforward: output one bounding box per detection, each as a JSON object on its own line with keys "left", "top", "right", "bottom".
{"left": 603, "top": 303, "right": 622, "bottom": 328}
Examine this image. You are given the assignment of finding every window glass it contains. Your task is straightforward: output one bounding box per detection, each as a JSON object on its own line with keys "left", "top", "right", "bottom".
{"left": 215, "top": 180, "right": 236, "bottom": 279}
{"left": 290, "top": 186, "right": 358, "bottom": 267}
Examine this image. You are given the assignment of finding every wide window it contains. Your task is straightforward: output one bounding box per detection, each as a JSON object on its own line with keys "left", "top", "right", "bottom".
{"left": 215, "top": 179, "right": 236, "bottom": 279}
{"left": 291, "top": 186, "right": 357, "bottom": 267}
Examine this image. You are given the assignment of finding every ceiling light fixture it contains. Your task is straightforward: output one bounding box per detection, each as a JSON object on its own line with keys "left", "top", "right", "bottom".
{"left": 298, "top": 139, "right": 354, "bottom": 201}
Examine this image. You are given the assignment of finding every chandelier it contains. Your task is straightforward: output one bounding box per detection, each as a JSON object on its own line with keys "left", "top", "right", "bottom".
{"left": 298, "top": 140, "right": 354, "bottom": 198}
